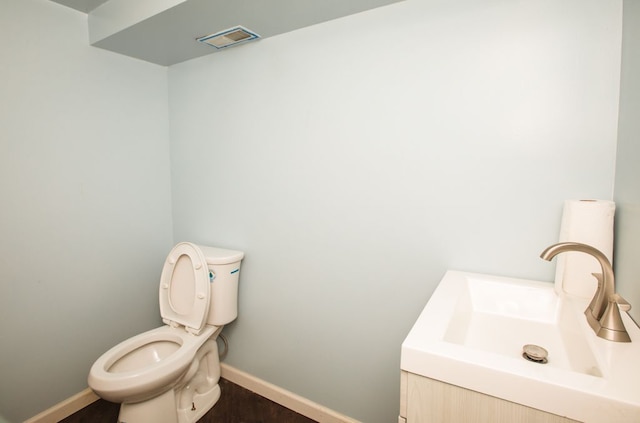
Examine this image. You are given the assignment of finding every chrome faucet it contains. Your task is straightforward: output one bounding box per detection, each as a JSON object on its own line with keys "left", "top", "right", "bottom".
{"left": 540, "top": 242, "right": 632, "bottom": 342}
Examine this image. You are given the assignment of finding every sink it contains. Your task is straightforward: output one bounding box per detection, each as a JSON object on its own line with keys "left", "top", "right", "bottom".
{"left": 442, "top": 275, "right": 602, "bottom": 377}
{"left": 401, "top": 271, "right": 640, "bottom": 422}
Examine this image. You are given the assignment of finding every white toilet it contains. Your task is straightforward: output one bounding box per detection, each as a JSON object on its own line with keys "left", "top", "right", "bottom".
{"left": 88, "top": 242, "right": 244, "bottom": 423}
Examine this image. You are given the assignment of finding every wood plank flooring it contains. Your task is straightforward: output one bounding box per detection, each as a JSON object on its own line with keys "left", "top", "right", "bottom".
{"left": 60, "top": 378, "right": 317, "bottom": 423}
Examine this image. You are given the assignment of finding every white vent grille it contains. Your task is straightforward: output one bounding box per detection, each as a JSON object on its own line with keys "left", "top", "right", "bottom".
{"left": 197, "top": 26, "right": 260, "bottom": 49}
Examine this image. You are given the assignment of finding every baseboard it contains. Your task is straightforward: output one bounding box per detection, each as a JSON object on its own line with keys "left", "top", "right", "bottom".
{"left": 220, "top": 363, "right": 361, "bottom": 423}
{"left": 24, "top": 365, "right": 359, "bottom": 423}
{"left": 23, "top": 388, "right": 99, "bottom": 423}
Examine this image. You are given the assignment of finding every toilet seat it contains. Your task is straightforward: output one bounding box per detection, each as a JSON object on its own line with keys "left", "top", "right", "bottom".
{"left": 159, "top": 242, "right": 210, "bottom": 335}
{"left": 88, "top": 325, "right": 218, "bottom": 404}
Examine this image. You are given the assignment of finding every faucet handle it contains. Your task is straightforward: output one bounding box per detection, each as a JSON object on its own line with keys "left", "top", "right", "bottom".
{"left": 611, "top": 293, "right": 632, "bottom": 312}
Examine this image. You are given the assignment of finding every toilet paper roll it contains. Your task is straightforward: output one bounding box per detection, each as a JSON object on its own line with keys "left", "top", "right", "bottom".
{"left": 554, "top": 199, "right": 615, "bottom": 298}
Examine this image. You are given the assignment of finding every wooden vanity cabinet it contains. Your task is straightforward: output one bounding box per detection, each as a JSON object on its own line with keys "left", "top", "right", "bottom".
{"left": 398, "top": 371, "right": 580, "bottom": 423}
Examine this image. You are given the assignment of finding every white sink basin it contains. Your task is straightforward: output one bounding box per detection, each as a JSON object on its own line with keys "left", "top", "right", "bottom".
{"left": 443, "top": 274, "right": 602, "bottom": 377}
{"left": 401, "top": 271, "right": 640, "bottom": 422}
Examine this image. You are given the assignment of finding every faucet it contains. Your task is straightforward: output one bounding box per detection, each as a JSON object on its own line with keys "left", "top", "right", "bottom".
{"left": 540, "top": 242, "right": 631, "bottom": 342}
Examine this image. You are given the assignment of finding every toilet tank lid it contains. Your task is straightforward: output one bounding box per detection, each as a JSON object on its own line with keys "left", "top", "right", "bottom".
{"left": 196, "top": 245, "right": 244, "bottom": 264}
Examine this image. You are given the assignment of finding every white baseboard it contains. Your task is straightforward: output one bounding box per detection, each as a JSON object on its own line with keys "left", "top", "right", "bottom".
{"left": 24, "top": 365, "right": 359, "bottom": 423}
{"left": 220, "top": 363, "right": 361, "bottom": 423}
{"left": 23, "top": 388, "right": 99, "bottom": 423}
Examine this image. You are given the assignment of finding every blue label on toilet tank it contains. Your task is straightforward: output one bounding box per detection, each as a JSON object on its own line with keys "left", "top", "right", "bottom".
{"left": 230, "top": 268, "right": 239, "bottom": 274}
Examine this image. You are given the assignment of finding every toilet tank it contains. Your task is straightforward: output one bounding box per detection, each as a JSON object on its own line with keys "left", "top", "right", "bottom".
{"left": 197, "top": 245, "right": 244, "bottom": 326}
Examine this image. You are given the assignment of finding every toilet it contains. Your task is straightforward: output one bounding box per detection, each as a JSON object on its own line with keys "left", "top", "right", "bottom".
{"left": 88, "top": 242, "right": 244, "bottom": 423}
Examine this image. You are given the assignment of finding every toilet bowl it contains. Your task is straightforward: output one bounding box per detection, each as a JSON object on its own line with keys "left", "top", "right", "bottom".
{"left": 88, "top": 242, "right": 244, "bottom": 423}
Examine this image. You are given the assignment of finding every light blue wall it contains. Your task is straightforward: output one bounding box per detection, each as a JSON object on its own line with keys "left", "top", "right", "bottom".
{"left": 614, "top": 0, "right": 640, "bottom": 323}
{"left": 168, "top": 1, "right": 622, "bottom": 421}
{"left": 0, "top": 1, "right": 173, "bottom": 421}
{"left": 0, "top": 0, "right": 629, "bottom": 422}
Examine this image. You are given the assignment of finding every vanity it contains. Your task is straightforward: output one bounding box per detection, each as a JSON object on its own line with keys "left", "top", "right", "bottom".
{"left": 399, "top": 372, "right": 578, "bottom": 423}
{"left": 399, "top": 271, "right": 640, "bottom": 423}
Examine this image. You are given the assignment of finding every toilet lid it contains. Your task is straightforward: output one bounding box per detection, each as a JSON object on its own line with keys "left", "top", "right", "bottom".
{"left": 158, "top": 242, "right": 210, "bottom": 335}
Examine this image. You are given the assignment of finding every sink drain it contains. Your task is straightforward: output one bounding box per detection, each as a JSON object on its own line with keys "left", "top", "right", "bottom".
{"left": 522, "top": 344, "right": 548, "bottom": 364}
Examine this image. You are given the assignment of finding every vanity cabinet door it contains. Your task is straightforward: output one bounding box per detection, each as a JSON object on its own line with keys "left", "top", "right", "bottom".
{"left": 403, "top": 372, "right": 580, "bottom": 423}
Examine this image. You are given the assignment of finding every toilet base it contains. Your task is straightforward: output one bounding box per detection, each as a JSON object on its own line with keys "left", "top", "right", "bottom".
{"left": 177, "top": 383, "right": 221, "bottom": 423}
{"left": 119, "top": 389, "right": 178, "bottom": 423}
{"left": 117, "top": 383, "right": 221, "bottom": 423}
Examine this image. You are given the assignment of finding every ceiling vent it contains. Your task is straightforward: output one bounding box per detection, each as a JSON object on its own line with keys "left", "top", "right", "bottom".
{"left": 197, "top": 26, "right": 260, "bottom": 49}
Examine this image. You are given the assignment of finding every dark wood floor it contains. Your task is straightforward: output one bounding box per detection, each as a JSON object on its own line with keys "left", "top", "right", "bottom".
{"left": 60, "top": 378, "right": 317, "bottom": 423}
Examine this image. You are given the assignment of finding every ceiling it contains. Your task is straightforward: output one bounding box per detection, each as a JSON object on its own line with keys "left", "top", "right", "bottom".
{"left": 50, "top": 0, "right": 403, "bottom": 66}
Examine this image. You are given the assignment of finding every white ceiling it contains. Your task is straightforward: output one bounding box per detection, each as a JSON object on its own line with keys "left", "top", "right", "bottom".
{"left": 49, "top": 0, "right": 403, "bottom": 65}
